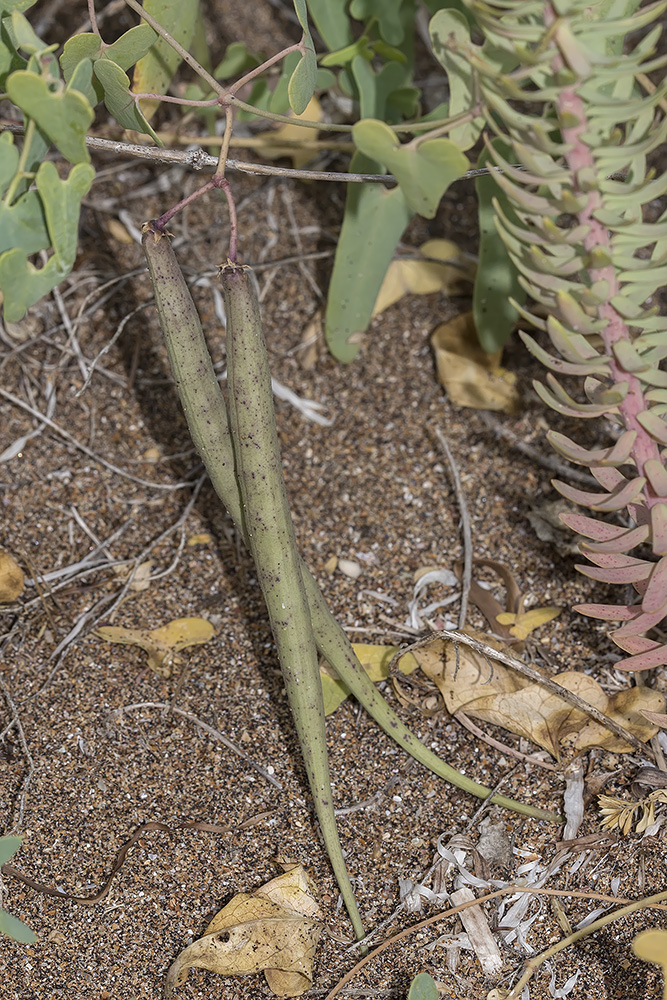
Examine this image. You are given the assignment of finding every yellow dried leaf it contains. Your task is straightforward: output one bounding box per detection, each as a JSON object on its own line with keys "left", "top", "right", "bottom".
{"left": 0, "top": 551, "right": 24, "bottom": 602}
{"left": 251, "top": 97, "right": 322, "bottom": 168}
{"left": 106, "top": 218, "right": 134, "bottom": 243}
{"left": 496, "top": 606, "right": 561, "bottom": 640}
{"left": 164, "top": 866, "right": 323, "bottom": 998}
{"left": 632, "top": 928, "right": 667, "bottom": 997}
{"left": 372, "top": 239, "right": 473, "bottom": 318}
{"left": 321, "top": 644, "right": 419, "bottom": 716}
{"left": 186, "top": 533, "right": 212, "bottom": 546}
{"left": 431, "top": 312, "right": 520, "bottom": 414}
{"left": 113, "top": 559, "right": 154, "bottom": 593}
{"left": 406, "top": 630, "right": 665, "bottom": 759}
{"left": 94, "top": 616, "right": 214, "bottom": 677}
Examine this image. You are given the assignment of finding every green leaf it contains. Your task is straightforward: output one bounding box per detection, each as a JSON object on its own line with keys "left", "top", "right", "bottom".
{"left": 0, "top": 835, "right": 23, "bottom": 866}
{"left": 351, "top": 56, "right": 410, "bottom": 121}
{"left": 0, "top": 908, "right": 36, "bottom": 944}
{"left": 269, "top": 50, "right": 299, "bottom": 113}
{"left": 94, "top": 58, "right": 161, "bottom": 144}
{"left": 325, "top": 152, "right": 413, "bottom": 362}
{"left": 131, "top": 0, "right": 199, "bottom": 116}
{"left": 10, "top": 10, "right": 54, "bottom": 55}
{"left": 305, "top": 0, "right": 352, "bottom": 50}
{"left": 288, "top": 45, "right": 317, "bottom": 115}
{"left": 60, "top": 32, "right": 100, "bottom": 79}
{"left": 349, "top": 0, "right": 408, "bottom": 45}
{"left": 35, "top": 161, "right": 95, "bottom": 266}
{"left": 428, "top": 8, "right": 484, "bottom": 151}
{"left": 0, "top": 129, "right": 19, "bottom": 192}
{"left": 288, "top": 0, "right": 317, "bottom": 115}
{"left": 0, "top": 0, "right": 35, "bottom": 11}
{"left": 214, "top": 40, "right": 260, "bottom": 81}
{"left": 6, "top": 70, "right": 93, "bottom": 163}
{"left": 408, "top": 973, "right": 439, "bottom": 1000}
{"left": 291, "top": 0, "right": 310, "bottom": 35}
{"left": 0, "top": 248, "right": 69, "bottom": 322}
{"left": 320, "top": 36, "right": 374, "bottom": 68}
{"left": 67, "top": 56, "right": 97, "bottom": 106}
{"left": 0, "top": 188, "right": 49, "bottom": 256}
{"left": 104, "top": 24, "right": 158, "bottom": 70}
{"left": 424, "top": 0, "right": 476, "bottom": 28}
{"left": 473, "top": 138, "right": 526, "bottom": 352}
{"left": 353, "top": 119, "right": 468, "bottom": 218}
{"left": 0, "top": 18, "right": 27, "bottom": 89}
{"left": 0, "top": 161, "right": 94, "bottom": 320}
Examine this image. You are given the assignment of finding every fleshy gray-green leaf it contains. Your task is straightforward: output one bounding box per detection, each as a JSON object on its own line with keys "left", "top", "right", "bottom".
{"left": 407, "top": 973, "right": 439, "bottom": 1000}
{"left": 0, "top": 909, "right": 37, "bottom": 944}
{"left": 94, "top": 58, "right": 162, "bottom": 144}
{"left": 6, "top": 70, "right": 93, "bottom": 163}
{"left": 325, "top": 152, "right": 412, "bottom": 362}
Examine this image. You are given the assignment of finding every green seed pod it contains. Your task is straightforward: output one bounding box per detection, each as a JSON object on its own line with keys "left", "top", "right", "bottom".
{"left": 220, "top": 259, "right": 366, "bottom": 940}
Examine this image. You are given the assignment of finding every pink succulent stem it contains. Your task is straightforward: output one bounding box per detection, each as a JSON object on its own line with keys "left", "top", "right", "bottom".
{"left": 546, "top": 6, "right": 664, "bottom": 507}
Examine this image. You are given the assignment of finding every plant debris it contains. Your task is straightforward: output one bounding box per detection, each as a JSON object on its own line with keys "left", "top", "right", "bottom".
{"left": 164, "top": 865, "right": 323, "bottom": 998}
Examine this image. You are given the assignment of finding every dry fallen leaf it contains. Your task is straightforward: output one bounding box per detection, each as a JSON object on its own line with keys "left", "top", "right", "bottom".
{"left": 164, "top": 866, "right": 323, "bottom": 998}
{"left": 106, "top": 218, "right": 134, "bottom": 243}
{"left": 372, "top": 239, "right": 473, "bottom": 318}
{"left": 496, "top": 605, "right": 561, "bottom": 641}
{"left": 321, "top": 643, "right": 418, "bottom": 716}
{"left": 186, "top": 533, "right": 213, "bottom": 546}
{"left": 405, "top": 630, "right": 665, "bottom": 758}
{"left": 431, "top": 312, "right": 520, "bottom": 413}
{"left": 94, "top": 617, "right": 215, "bottom": 677}
{"left": 0, "top": 551, "right": 24, "bottom": 602}
{"left": 112, "top": 559, "right": 154, "bottom": 593}
{"left": 250, "top": 97, "right": 322, "bottom": 168}
{"left": 632, "top": 928, "right": 667, "bottom": 998}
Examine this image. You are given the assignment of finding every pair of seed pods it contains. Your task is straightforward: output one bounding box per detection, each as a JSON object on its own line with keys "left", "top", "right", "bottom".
{"left": 142, "top": 223, "right": 557, "bottom": 940}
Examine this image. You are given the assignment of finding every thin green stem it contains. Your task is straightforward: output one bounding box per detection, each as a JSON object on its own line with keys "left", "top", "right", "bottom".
{"left": 229, "top": 41, "right": 303, "bottom": 96}
{"left": 3, "top": 117, "right": 36, "bottom": 207}
{"left": 227, "top": 94, "right": 353, "bottom": 130}
{"left": 132, "top": 92, "right": 220, "bottom": 108}
{"left": 215, "top": 105, "right": 234, "bottom": 179}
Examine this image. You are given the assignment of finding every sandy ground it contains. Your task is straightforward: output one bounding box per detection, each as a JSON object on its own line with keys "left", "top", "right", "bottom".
{"left": 1, "top": 3, "right": 666, "bottom": 999}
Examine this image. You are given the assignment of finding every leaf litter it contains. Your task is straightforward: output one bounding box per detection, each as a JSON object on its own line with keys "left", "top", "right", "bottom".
{"left": 164, "top": 865, "right": 323, "bottom": 998}
{"left": 94, "top": 616, "right": 215, "bottom": 677}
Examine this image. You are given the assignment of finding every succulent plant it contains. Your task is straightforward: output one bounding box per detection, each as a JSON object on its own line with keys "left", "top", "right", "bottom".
{"left": 446, "top": 0, "right": 667, "bottom": 670}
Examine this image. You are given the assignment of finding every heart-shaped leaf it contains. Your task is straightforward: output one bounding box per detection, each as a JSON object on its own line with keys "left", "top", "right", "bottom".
{"left": 93, "top": 57, "right": 161, "bottom": 144}
{"left": 104, "top": 23, "right": 157, "bottom": 70}
{"left": 0, "top": 248, "right": 69, "bottom": 322}
{"left": 35, "top": 160, "right": 95, "bottom": 266}
{"left": 353, "top": 119, "right": 468, "bottom": 218}
{"left": 6, "top": 70, "right": 93, "bottom": 162}
{"left": 428, "top": 8, "right": 485, "bottom": 150}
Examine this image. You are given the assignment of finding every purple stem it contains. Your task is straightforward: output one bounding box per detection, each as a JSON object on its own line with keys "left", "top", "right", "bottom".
{"left": 154, "top": 178, "right": 217, "bottom": 231}
{"left": 213, "top": 176, "right": 238, "bottom": 262}
{"left": 154, "top": 176, "right": 238, "bottom": 262}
